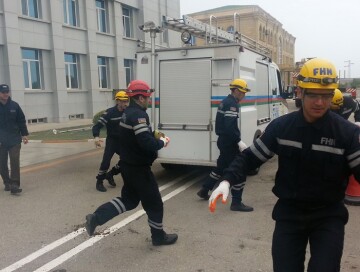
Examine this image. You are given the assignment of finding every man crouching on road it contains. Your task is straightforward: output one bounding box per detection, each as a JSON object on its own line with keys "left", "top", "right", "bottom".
{"left": 208, "top": 58, "right": 360, "bottom": 271}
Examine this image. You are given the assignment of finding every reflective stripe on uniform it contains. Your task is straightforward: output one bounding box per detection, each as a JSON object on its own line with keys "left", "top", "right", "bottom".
{"left": 250, "top": 144, "right": 268, "bottom": 162}
{"left": 342, "top": 108, "right": 353, "bottom": 115}
{"left": 98, "top": 117, "right": 107, "bottom": 126}
{"left": 224, "top": 110, "right": 238, "bottom": 118}
{"left": 231, "top": 183, "right": 245, "bottom": 191}
{"left": 349, "top": 157, "right": 360, "bottom": 168}
{"left": 312, "top": 145, "right": 345, "bottom": 155}
{"left": 148, "top": 219, "right": 163, "bottom": 230}
{"left": 110, "top": 197, "right": 126, "bottom": 214}
{"left": 110, "top": 116, "right": 122, "bottom": 121}
{"left": 277, "top": 138, "right": 302, "bottom": 149}
{"left": 134, "top": 123, "right": 149, "bottom": 135}
{"left": 256, "top": 138, "right": 275, "bottom": 157}
{"left": 119, "top": 122, "right": 133, "bottom": 130}
{"left": 209, "top": 171, "right": 221, "bottom": 180}
{"left": 347, "top": 150, "right": 360, "bottom": 168}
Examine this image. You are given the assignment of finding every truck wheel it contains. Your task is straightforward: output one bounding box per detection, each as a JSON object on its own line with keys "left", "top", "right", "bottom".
{"left": 161, "top": 163, "right": 176, "bottom": 170}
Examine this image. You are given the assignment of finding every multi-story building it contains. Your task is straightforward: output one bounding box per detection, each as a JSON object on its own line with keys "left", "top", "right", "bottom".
{"left": 187, "top": 5, "right": 296, "bottom": 87}
{"left": 0, "top": 0, "right": 180, "bottom": 123}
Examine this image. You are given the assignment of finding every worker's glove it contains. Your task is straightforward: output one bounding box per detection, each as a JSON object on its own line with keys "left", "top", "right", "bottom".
{"left": 238, "top": 140, "right": 248, "bottom": 152}
{"left": 22, "top": 136, "right": 29, "bottom": 144}
{"left": 355, "top": 122, "right": 360, "bottom": 127}
{"left": 94, "top": 137, "right": 102, "bottom": 148}
{"left": 160, "top": 136, "right": 170, "bottom": 147}
{"left": 154, "top": 130, "right": 165, "bottom": 140}
{"left": 209, "top": 181, "right": 230, "bottom": 213}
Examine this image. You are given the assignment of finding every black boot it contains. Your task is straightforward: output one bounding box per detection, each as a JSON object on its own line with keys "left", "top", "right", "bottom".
{"left": 197, "top": 188, "right": 209, "bottom": 200}
{"left": 105, "top": 172, "right": 116, "bottom": 187}
{"left": 96, "top": 180, "right": 107, "bottom": 192}
{"left": 152, "top": 231, "right": 178, "bottom": 246}
{"left": 10, "top": 183, "right": 22, "bottom": 195}
{"left": 230, "top": 202, "right": 254, "bottom": 212}
{"left": 4, "top": 183, "right": 10, "bottom": 191}
{"left": 85, "top": 214, "right": 98, "bottom": 236}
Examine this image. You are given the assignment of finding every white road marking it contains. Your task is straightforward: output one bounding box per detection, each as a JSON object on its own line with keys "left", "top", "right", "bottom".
{"left": 33, "top": 175, "right": 205, "bottom": 272}
{"left": 0, "top": 170, "right": 202, "bottom": 272}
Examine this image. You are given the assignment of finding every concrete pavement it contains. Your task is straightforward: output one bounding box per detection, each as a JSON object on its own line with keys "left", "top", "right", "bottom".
{"left": 27, "top": 118, "right": 93, "bottom": 133}
{"left": 21, "top": 118, "right": 96, "bottom": 167}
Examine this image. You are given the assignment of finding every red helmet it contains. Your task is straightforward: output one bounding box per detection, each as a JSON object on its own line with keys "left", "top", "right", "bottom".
{"left": 126, "top": 80, "right": 154, "bottom": 97}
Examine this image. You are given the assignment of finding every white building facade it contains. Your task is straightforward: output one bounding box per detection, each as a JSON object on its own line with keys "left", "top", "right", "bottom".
{"left": 0, "top": 0, "right": 180, "bottom": 123}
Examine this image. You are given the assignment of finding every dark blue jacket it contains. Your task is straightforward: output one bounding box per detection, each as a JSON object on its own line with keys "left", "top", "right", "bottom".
{"left": 215, "top": 94, "right": 240, "bottom": 145}
{"left": 92, "top": 106, "right": 123, "bottom": 138}
{"left": 223, "top": 109, "right": 360, "bottom": 206}
{"left": 0, "top": 97, "right": 28, "bottom": 147}
{"left": 118, "top": 100, "right": 164, "bottom": 166}
{"left": 332, "top": 96, "right": 360, "bottom": 122}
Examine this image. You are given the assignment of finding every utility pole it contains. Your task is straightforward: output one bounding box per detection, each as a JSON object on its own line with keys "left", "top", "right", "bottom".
{"left": 138, "top": 21, "right": 163, "bottom": 128}
{"left": 344, "top": 60, "right": 354, "bottom": 78}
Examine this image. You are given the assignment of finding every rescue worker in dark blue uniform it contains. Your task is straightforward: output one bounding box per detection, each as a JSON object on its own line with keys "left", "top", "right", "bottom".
{"left": 209, "top": 58, "right": 360, "bottom": 272}
{"left": 330, "top": 88, "right": 360, "bottom": 121}
{"left": 92, "top": 91, "right": 129, "bottom": 192}
{"left": 197, "top": 79, "right": 253, "bottom": 212}
{"left": 0, "top": 84, "right": 28, "bottom": 194}
{"left": 85, "top": 80, "right": 178, "bottom": 246}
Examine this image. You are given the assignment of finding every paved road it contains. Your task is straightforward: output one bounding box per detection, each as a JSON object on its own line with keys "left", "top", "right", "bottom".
{"left": 0, "top": 100, "right": 359, "bottom": 271}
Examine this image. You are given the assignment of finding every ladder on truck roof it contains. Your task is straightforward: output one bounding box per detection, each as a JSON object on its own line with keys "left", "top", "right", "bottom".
{"left": 162, "top": 15, "right": 270, "bottom": 56}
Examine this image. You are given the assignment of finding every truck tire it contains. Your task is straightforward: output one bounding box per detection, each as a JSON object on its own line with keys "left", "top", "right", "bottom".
{"left": 160, "top": 163, "right": 176, "bottom": 170}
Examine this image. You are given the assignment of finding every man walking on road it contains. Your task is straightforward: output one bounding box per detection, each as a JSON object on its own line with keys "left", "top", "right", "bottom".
{"left": 86, "top": 80, "right": 178, "bottom": 246}
{"left": 0, "top": 84, "right": 29, "bottom": 195}
{"left": 92, "top": 91, "right": 129, "bottom": 192}
{"left": 209, "top": 58, "right": 360, "bottom": 271}
{"left": 197, "top": 79, "right": 253, "bottom": 212}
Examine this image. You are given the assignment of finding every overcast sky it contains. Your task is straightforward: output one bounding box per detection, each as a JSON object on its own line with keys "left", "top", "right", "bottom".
{"left": 180, "top": 0, "right": 360, "bottom": 78}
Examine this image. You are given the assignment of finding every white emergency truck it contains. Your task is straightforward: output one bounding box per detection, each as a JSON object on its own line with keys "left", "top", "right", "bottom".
{"left": 136, "top": 15, "right": 290, "bottom": 168}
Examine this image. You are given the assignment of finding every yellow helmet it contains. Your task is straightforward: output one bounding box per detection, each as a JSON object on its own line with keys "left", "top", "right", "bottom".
{"left": 115, "top": 90, "right": 129, "bottom": 101}
{"left": 229, "top": 79, "right": 250, "bottom": 93}
{"left": 297, "top": 58, "right": 338, "bottom": 90}
{"left": 330, "top": 89, "right": 344, "bottom": 110}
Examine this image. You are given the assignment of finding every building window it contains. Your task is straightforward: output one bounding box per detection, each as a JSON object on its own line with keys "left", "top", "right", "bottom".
{"left": 259, "top": 25, "right": 262, "bottom": 41}
{"left": 96, "top": 0, "right": 107, "bottom": 33}
{"left": 22, "top": 0, "right": 40, "bottom": 18}
{"left": 98, "top": 56, "right": 108, "bottom": 89}
{"left": 64, "top": 53, "right": 79, "bottom": 89}
{"left": 277, "top": 37, "right": 283, "bottom": 65}
{"left": 63, "top": 0, "right": 78, "bottom": 26}
{"left": 22, "top": 48, "right": 42, "bottom": 89}
{"left": 124, "top": 59, "right": 135, "bottom": 86}
{"left": 122, "top": 6, "right": 133, "bottom": 38}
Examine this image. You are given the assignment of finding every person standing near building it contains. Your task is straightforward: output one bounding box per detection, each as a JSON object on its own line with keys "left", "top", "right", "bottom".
{"left": 85, "top": 80, "right": 178, "bottom": 246}
{"left": 0, "top": 84, "right": 28, "bottom": 195}
{"left": 208, "top": 58, "right": 360, "bottom": 271}
{"left": 197, "top": 79, "right": 253, "bottom": 212}
{"left": 330, "top": 88, "right": 360, "bottom": 121}
{"left": 92, "top": 91, "right": 129, "bottom": 192}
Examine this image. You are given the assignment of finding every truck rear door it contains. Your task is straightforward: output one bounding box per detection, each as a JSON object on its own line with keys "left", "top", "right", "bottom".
{"left": 157, "top": 58, "right": 212, "bottom": 164}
